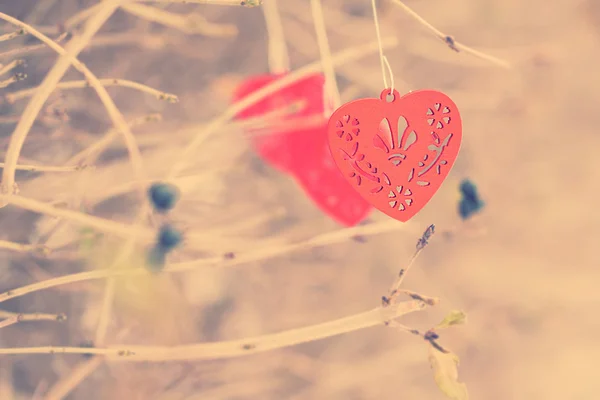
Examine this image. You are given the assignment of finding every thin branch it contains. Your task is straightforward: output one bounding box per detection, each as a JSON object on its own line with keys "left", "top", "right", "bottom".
{"left": 389, "top": 0, "right": 511, "bottom": 69}
{"left": 0, "top": 116, "right": 20, "bottom": 124}
{"left": 0, "top": 310, "right": 66, "bottom": 330}
{"left": 1, "top": 194, "right": 155, "bottom": 243}
{"left": 0, "top": 162, "right": 92, "bottom": 173}
{"left": 94, "top": 272, "right": 117, "bottom": 346}
{"left": 0, "top": 300, "right": 427, "bottom": 360}
{"left": 237, "top": 99, "right": 306, "bottom": 129}
{"left": 262, "top": 0, "right": 289, "bottom": 73}
{"left": 0, "top": 32, "right": 68, "bottom": 59}
{"left": 0, "top": 59, "right": 25, "bottom": 76}
{"left": 0, "top": 3, "right": 148, "bottom": 211}
{"left": 386, "top": 320, "right": 447, "bottom": 352}
{"left": 0, "top": 317, "right": 19, "bottom": 329}
{"left": 382, "top": 224, "right": 436, "bottom": 307}
{"left": 246, "top": 113, "right": 325, "bottom": 137}
{"left": 62, "top": 2, "right": 104, "bottom": 31}
{"left": 67, "top": 100, "right": 300, "bottom": 171}
{"left": 43, "top": 357, "right": 103, "bottom": 400}
{"left": 122, "top": 3, "right": 237, "bottom": 37}
{"left": 0, "top": 29, "right": 24, "bottom": 42}
{"left": 0, "top": 72, "right": 26, "bottom": 89}
{"left": 0, "top": 25, "right": 56, "bottom": 35}
{"left": 0, "top": 219, "right": 411, "bottom": 304}
{"left": 0, "top": 310, "right": 64, "bottom": 320}
{"left": 133, "top": 0, "right": 263, "bottom": 5}
{"left": 5, "top": 78, "right": 178, "bottom": 103}
{"left": 310, "top": 0, "right": 341, "bottom": 111}
{"left": 66, "top": 113, "right": 162, "bottom": 166}
{"left": 0, "top": 239, "right": 49, "bottom": 255}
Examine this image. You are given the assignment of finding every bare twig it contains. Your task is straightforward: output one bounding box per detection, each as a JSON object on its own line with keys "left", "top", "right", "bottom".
{"left": 5, "top": 78, "right": 178, "bottom": 103}
{"left": 0, "top": 310, "right": 66, "bottom": 330}
{"left": 67, "top": 113, "right": 162, "bottom": 166}
{"left": 0, "top": 29, "right": 24, "bottom": 42}
{"left": 382, "top": 224, "right": 436, "bottom": 307}
{"left": 133, "top": 0, "right": 262, "bottom": 6}
{"left": 310, "top": 0, "right": 340, "bottom": 112}
{"left": 0, "top": 32, "right": 68, "bottom": 59}
{"left": 262, "top": 0, "right": 289, "bottom": 73}
{"left": 0, "top": 116, "right": 20, "bottom": 124}
{"left": 0, "top": 72, "right": 26, "bottom": 88}
{"left": 122, "top": 3, "right": 238, "bottom": 37}
{"left": 2, "top": 195, "right": 156, "bottom": 243}
{"left": 0, "top": 59, "right": 25, "bottom": 76}
{"left": 43, "top": 358, "right": 103, "bottom": 400}
{"left": 0, "top": 300, "right": 427, "bottom": 360}
{"left": 387, "top": 320, "right": 447, "bottom": 353}
{"left": 0, "top": 162, "right": 92, "bottom": 173}
{"left": 62, "top": 2, "right": 104, "bottom": 31}
{"left": 389, "top": 0, "right": 511, "bottom": 68}
{"left": 0, "top": 239, "right": 49, "bottom": 255}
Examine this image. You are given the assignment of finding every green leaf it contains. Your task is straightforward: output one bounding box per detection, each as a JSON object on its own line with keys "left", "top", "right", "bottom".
{"left": 435, "top": 310, "right": 467, "bottom": 330}
{"left": 79, "top": 227, "right": 97, "bottom": 252}
{"left": 428, "top": 345, "right": 469, "bottom": 400}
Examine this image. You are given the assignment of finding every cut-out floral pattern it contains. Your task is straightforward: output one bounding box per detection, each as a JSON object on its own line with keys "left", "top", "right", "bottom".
{"left": 387, "top": 185, "right": 414, "bottom": 211}
{"left": 373, "top": 117, "right": 417, "bottom": 167}
{"left": 426, "top": 102, "right": 452, "bottom": 144}
{"left": 335, "top": 114, "right": 360, "bottom": 142}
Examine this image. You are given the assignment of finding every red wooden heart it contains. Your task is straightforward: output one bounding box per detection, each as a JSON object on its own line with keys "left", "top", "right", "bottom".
{"left": 232, "top": 73, "right": 373, "bottom": 226}
{"left": 233, "top": 73, "right": 326, "bottom": 174}
{"left": 327, "top": 88, "right": 462, "bottom": 222}
{"left": 289, "top": 125, "right": 373, "bottom": 226}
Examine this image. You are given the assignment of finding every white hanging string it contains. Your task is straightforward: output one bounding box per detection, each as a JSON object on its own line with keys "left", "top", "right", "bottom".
{"left": 310, "top": 0, "right": 341, "bottom": 116}
{"left": 371, "top": 0, "right": 395, "bottom": 94}
{"left": 382, "top": 55, "right": 395, "bottom": 94}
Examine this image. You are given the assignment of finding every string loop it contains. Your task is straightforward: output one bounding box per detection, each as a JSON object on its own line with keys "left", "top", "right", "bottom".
{"left": 371, "top": 0, "right": 396, "bottom": 93}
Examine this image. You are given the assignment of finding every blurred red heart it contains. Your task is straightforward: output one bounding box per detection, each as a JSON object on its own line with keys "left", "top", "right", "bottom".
{"left": 327, "top": 88, "right": 462, "bottom": 222}
{"left": 233, "top": 73, "right": 325, "bottom": 173}
{"left": 232, "top": 73, "right": 372, "bottom": 226}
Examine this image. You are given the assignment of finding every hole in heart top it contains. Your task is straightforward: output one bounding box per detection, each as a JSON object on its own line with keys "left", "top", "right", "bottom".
{"left": 380, "top": 88, "right": 397, "bottom": 103}
{"left": 327, "top": 88, "right": 462, "bottom": 222}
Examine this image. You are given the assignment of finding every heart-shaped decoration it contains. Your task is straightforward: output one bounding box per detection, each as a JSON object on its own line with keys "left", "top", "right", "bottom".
{"left": 327, "top": 88, "right": 462, "bottom": 222}
{"left": 233, "top": 73, "right": 372, "bottom": 226}
{"left": 233, "top": 73, "right": 326, "bottom": 174}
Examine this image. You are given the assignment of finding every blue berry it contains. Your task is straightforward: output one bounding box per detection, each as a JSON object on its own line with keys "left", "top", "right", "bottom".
{"left": 148, "top": 182, "right": 180, "bottom": 213}
{"left": 157, "top": 224, "right": 182, "bottom": 252}
{"left": 458, "top": 179, "right": 484, "bottom": 220}
{"left": 459, "top": 180, "right": 479, "bottom": 202}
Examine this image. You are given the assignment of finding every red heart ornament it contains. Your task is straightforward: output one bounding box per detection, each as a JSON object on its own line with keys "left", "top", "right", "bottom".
{"left": 232, "top": 73, "right": 373, "bottom": 226}
{"left": 289, "top": 127, "right": 373, "bottom": 227}
{"left": 327, "top": 88, "right": 462, "bottom": 222}
{"left": 233, "top": 73, "right": 326, "bottom": 174}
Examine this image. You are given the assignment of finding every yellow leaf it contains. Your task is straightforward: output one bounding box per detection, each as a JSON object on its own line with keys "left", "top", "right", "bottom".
{"left": 428, "top": 345, "right": 469, "bottom": 400}
{"left": 435, "top": 310, "right": 467, "bottom": 330}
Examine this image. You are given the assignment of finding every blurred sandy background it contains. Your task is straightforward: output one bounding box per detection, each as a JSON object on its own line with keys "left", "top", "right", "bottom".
{"left": 1, "top": 0, "right": 600, "bottom": 399}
